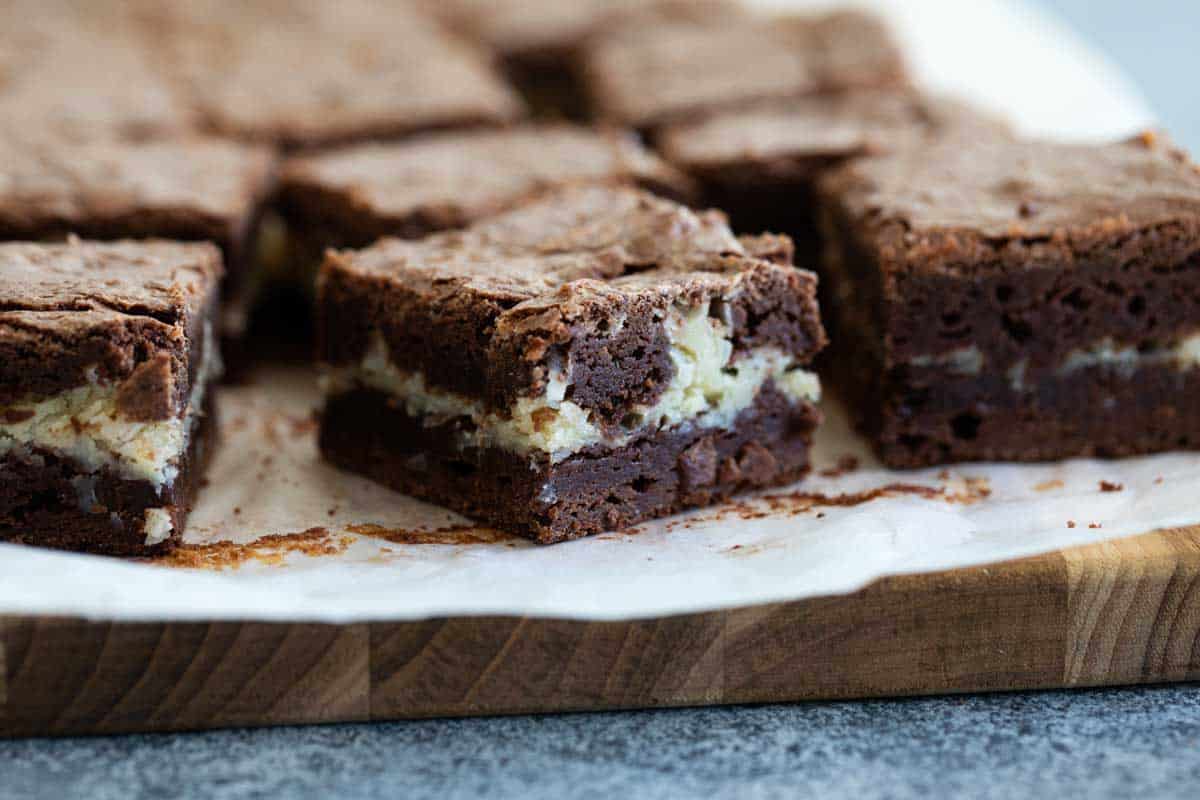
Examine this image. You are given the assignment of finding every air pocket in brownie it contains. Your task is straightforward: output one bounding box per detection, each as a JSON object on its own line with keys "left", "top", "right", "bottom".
{"left": 316, "top": 186, "right": 827, "bottom": 543}
{"left": 0, "top": 240, "right": 223, "bottom": 555}
{"left": 816, "top": 131, "right": 1200, "bottom": 468}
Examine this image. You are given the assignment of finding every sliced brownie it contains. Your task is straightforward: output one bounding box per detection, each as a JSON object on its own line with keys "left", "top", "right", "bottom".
{"left": 816, "top": 131, "right": 1200, "bottom": 467}
{"left": 316, "top": 185, "right": 827, "bottom": 542}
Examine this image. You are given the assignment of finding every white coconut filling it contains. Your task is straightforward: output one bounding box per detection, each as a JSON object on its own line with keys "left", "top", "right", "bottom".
{"left": 907, "top": 332, "right": 1200, "bottom": 391}
{"left": 0, "top": 321, "right": 219, "bottom": 488}
{"left": 142, "top": 508, "right": 175, "bottom": 546}
{"left": 323, "top": 304, "right": 821, "bottom": 463}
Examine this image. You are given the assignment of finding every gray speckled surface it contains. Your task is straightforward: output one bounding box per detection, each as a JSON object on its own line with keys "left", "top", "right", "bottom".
{"left": 4, "top": 3, "right": 1198, "bottom": 799}
{"left": 3, "top": 687, "right": 1200, "bottom": 800}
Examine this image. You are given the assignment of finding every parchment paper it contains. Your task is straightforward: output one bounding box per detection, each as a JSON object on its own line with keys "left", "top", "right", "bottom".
{"left": 0, "top": 0, "right": 1177, "bottom": 623}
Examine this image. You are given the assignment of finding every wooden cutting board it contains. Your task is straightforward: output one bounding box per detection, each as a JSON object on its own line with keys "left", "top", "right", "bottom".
{"left": 3, "top": 525, "right": 1199, "bottom": 738}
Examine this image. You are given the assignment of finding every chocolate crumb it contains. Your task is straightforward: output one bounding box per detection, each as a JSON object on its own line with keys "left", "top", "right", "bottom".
{"left": 1, "top": 408, "right": 34, "bottom": 423}
{"left": 1067, "top": 520, "right": 1076, "bottom": 528}
{"left": 819, "top": 455, "right": 861, "bottom": 478}
{"left": 1088, "top": 522, "right": 1102, "bottom": 529}
{"left": 1099, "top": 481, "right": 1123, "bottom": 493}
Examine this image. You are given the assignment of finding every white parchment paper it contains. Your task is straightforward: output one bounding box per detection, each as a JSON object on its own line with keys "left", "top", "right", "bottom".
{"left": 0, "top": 0, "right": 1177, "bottom": 623}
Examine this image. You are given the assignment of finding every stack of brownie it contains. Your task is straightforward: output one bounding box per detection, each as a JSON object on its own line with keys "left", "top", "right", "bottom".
{"left": 3, "top": 0, "right": 1200, "bottom": 558}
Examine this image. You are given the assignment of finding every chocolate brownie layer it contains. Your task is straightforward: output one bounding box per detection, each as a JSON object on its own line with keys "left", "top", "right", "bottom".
{"left": 0, "top": 240, "right": 222, "bottom": 555}
{"left": 582, "top": 11, "right": 907, "bottom": 130}
{"left": 0, "top": 392, "right": 217, "bottom": 556}
{"left": 425, "top": 0, "right": 744, "bottom": 118}
{"left": 321, "top": 385, "right": 818, "bottom": 543}
{"left": 318, "top": 185, "right": 827, "bottom": 540}
{"left": 816, "top": 131, "right": 1200, "bottom": 467}
{"left": 658, "top": 92, "right": 1007, "bottom": 260}
{"left": 153, "top": 0, "right": 524, "bottom": 148}
{"left": 0, "top": 0, "right": 195, "bottom": 141}
{"left": 279, "top": 125, "right": 695, "bottom": 252}
{"left": 0, "top": 132, "right": 275, "bottom": 303}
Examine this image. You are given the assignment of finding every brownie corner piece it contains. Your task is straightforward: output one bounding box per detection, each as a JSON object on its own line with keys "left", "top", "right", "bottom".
{"left": 0, "top": 239, "right": 224, "bottom": 556}
{"left": 316, "top": 185, "right": 827, "bottom": 543}
{"left": 816, "top": 130, "right": 1200, "bottom": 468}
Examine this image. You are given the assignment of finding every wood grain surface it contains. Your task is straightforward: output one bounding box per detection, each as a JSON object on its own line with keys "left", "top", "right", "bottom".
{"left": 3, "top": 527, "right": 1199, "bottom": 738}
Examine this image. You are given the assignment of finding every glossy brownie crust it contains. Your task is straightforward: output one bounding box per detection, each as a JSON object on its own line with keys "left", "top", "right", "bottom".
{"left": 817, "top": 133, "right": 1200, "bottom": 468}
{"left": 0, "top": 393, "right": 217, "bottom": 557}
{"left": 321, "top": 386, "right": 819, "bottom": 543}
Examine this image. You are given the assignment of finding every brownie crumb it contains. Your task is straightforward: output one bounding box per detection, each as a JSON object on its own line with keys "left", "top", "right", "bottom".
{"left": 1089, "top": 522, "right": 1102, "bottom": 529}
{"left": 1099, "top": 481, "right": 1124, "bottom": 492}
{"left": 819, "top": 455, "right": 861, "bottom": 478}
{"left": 1067, "top": 520, "right": 1077, "bottom": 528}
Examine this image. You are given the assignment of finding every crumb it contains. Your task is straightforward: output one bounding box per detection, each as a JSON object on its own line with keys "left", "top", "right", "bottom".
{"left": 327, "top": 507, "right": 337, "bottom": 517}
{"left": 233, "top": 507, "right": 242, "bottom": 515}
{"left": 729, "top": 544, "right": 743, "bottom": 551}
{"left": 1088, "top": 523, "right": 1102, "bottom": 529}
{"left": 1035, "top": 479, "right": 1064, "bottom": 492}
{"left": 819, "top": 455, "right": 860, "bottom": 478}
{"left": 816, "top": 512, "right": 826, "bottom": 519}
{"left": 1099, "top": 481, "right": 1123, "bottom": 493}
{"left": 1154, "top": 477, "right": 1164, "bottom": 485}
{"left": 1067, "top": 520, "right": 1076, "bottom": 528}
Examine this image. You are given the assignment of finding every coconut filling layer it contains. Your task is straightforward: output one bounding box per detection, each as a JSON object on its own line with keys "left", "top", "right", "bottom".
{"left": 0, "top": 322, "right": 220, "bottom": 544}
{"left": 908, "top": 332, "right": 1200, "bottom": 390}
{"left": 324, "top": 303, "right": 821, "bottom": 464}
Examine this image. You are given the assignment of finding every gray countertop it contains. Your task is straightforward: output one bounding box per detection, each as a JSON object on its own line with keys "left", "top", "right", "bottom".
{"left": 3, "top": 3, "right": 1197, "bottom": 799}
{"left": 4, "top": 686, "right": 1200, "bottom": 800}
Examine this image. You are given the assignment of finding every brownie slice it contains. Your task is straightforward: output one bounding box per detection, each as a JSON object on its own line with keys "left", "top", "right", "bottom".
{"left": 658, "top": 92, "right": 1007, "bottom": 264}
{"left": 0, "top": 240, "right": 222, "bottom": 556}
{"left": 816, "top": 131, "right": 1200, "bottom": 468}
{"left": 0, "top": 0, "right": 195, "bottom": 141}
{"left": 317, "top": 186, "right": 827, "bottom": 543}
{"left": 582, "top": 10, "right": 908, "bottom": 130}
{"left": 154, "top": 0, "right": 525, "bottom": 149}
{"left": 279, "top": 124, "right": 695, "bottom": 257}
{"left": 425, "top": 0, "right": 744, "bottom": 118}
{"left": 0, "top": 132, "right": 276, "bottom": 341}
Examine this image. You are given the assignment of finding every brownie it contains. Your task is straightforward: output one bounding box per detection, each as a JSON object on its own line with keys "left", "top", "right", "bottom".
{"left": 154, "top": 0, "right": 525, "bottom": 149}
{"left": 582, "top": 10, "right": 908, "bottom": 130}
{"left": 816, "top": 131, "right": 1200, "bottom": 468}
{"left": 0, "top": 240, "right": 222, "bottom": 555}
{"left": 0, "top": 0, "right": 195, "bottom": 141}
{"left": 316, "top": 185, "right": 827, "bottom": 543}
{"left": 0, "top": 132, "right": 276, "bottom": 339}
{"left": 279, "top": 124, "right": 695, "bottom": 256}
{"left": 425, "top": 0, "right": 745, "bottom": 118}
{"left": 658, "top": 92, "right": 1008, "bottom": 264}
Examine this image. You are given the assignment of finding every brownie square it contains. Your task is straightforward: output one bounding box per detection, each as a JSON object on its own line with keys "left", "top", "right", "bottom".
{"left": 157, "top": 0, "right": 525, "bottom": 149}
{"left": 278, "top": 124, "right": 695, "bottom": 257}
{"left": 426, "top": 0, "right": 744, "bottom": 118}
{"left": 316, "top": 185, "right": 827, "bottom": 543}
{"left": 582, "top": 10, "right": 908, "bottom": 130}
{"left": 658, "top": 92, "right": 1007, "bottom": 264}
{"left": 0, "top": 240, "right": 223, "bottom": 555}
{"left": 0, "top": 132, "right": 276, "bottom": 338}
{"left": 816, "top": 131, "right": 1200, "bottom": 467}
{"left": 0, "top": 0, "right": 195, "bottom": 141}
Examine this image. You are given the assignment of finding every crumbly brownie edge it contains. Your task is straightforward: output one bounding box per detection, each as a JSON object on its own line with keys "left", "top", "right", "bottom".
{"left": 319, "top": 384, "right": 819, "bottom": 543}
{"left": 0, "top": 391, "right": 218, "bottom": 557}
